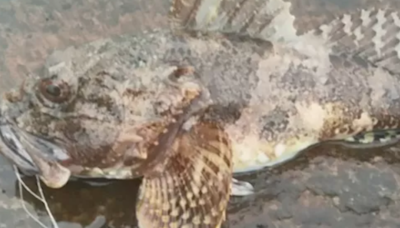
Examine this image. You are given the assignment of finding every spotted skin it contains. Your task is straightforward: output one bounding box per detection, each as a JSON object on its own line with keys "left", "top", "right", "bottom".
{"left": 1, "top": 1, "right": 400, "bottom": 228}
{"left": 169, "top": 0, "right": 400, "bottom": 171}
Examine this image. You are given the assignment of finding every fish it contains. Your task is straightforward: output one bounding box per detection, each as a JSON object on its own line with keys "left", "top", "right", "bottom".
{"left": 1, "top": 0, "right": 400, "bottom": 227}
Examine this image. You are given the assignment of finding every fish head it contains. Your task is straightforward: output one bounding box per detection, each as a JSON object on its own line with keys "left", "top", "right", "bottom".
{"left": 0, "top": 40, "right": 211, "bottom": 188}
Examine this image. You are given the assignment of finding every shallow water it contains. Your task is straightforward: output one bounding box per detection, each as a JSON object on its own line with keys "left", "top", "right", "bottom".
{"left": 1, "top": 0, "right": 400, "bottom": 227}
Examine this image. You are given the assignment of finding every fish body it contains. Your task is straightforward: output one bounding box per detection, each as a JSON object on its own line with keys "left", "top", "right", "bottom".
{"left": 3, "top": 27, "right": 400, "bottom": 177}
{"left": 1, "top": 0, "right": 400, "bottom": 227}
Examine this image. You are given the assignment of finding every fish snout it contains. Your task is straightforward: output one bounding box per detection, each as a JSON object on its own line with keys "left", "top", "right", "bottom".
{"left": 0, "top": 123, "right": 72, "bottom": 188}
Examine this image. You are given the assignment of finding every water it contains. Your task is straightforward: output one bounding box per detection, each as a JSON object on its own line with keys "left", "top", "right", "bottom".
{"left": 0, "top": 0, "right": 400, "bottom": 227}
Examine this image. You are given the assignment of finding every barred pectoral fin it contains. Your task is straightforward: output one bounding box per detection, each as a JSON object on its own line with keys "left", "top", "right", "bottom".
{"left": 136, "top": 122, "right": 233, "bottom": 228}
{"left": 169, "top": 0, "right": 298, "bottom": 42}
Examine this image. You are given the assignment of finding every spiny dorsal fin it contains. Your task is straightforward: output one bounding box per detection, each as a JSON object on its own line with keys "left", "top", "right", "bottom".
{"left": 169, "top": 1, "right": 400, "bottom": 75}
{"left": 169, "top": 0, "right": 299, "bottom": 43}
{"left": 136, "top": 121, "right": 232, "bottom": 228}
{"left": 301, "top": 7, "right": 400, "bottom": 75}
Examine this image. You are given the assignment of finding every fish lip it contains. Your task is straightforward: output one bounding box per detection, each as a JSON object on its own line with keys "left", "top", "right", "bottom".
{"left": 0, "top": 122, "right": 72, "bottom": 188}
{"left": 0, "top": 124, "right": 38, "bottom": 173}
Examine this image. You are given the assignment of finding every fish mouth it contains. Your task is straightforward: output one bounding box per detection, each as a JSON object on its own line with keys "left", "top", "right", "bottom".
{"left": 0, "top": 122, "right": 72, "bottom": 189}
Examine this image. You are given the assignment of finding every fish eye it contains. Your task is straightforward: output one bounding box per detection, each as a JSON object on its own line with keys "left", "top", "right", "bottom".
{"left": 46, "top": 84, "right": 61, "bottom": 97}
{"left": 38, "top": 78, "right": 71, "bottom": 103}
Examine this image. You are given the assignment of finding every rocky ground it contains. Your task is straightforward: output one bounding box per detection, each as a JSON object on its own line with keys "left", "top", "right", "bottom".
{"left": 0, "top": 0, "right": 400, "bottom": 227}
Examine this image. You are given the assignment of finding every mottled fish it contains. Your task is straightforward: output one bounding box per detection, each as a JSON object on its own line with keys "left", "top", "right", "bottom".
{"left": 1, "top": 0, "right": 400, "bottom": 227}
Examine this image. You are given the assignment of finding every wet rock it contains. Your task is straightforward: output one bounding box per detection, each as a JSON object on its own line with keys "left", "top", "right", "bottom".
{"left": 226, "top": 146, "right": 400, "bottom": 228}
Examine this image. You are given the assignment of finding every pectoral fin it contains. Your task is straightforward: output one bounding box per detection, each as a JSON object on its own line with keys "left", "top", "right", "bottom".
{"left": 136, "top": 121, "right": 232, "bottom": 228}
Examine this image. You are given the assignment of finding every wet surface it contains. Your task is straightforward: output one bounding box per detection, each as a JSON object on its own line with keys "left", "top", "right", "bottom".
{"left": 227, "top": 145, "right": 400, "bottom": 227}
{"left": 0, "top": 0, "right": 400, "bottom": 227}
